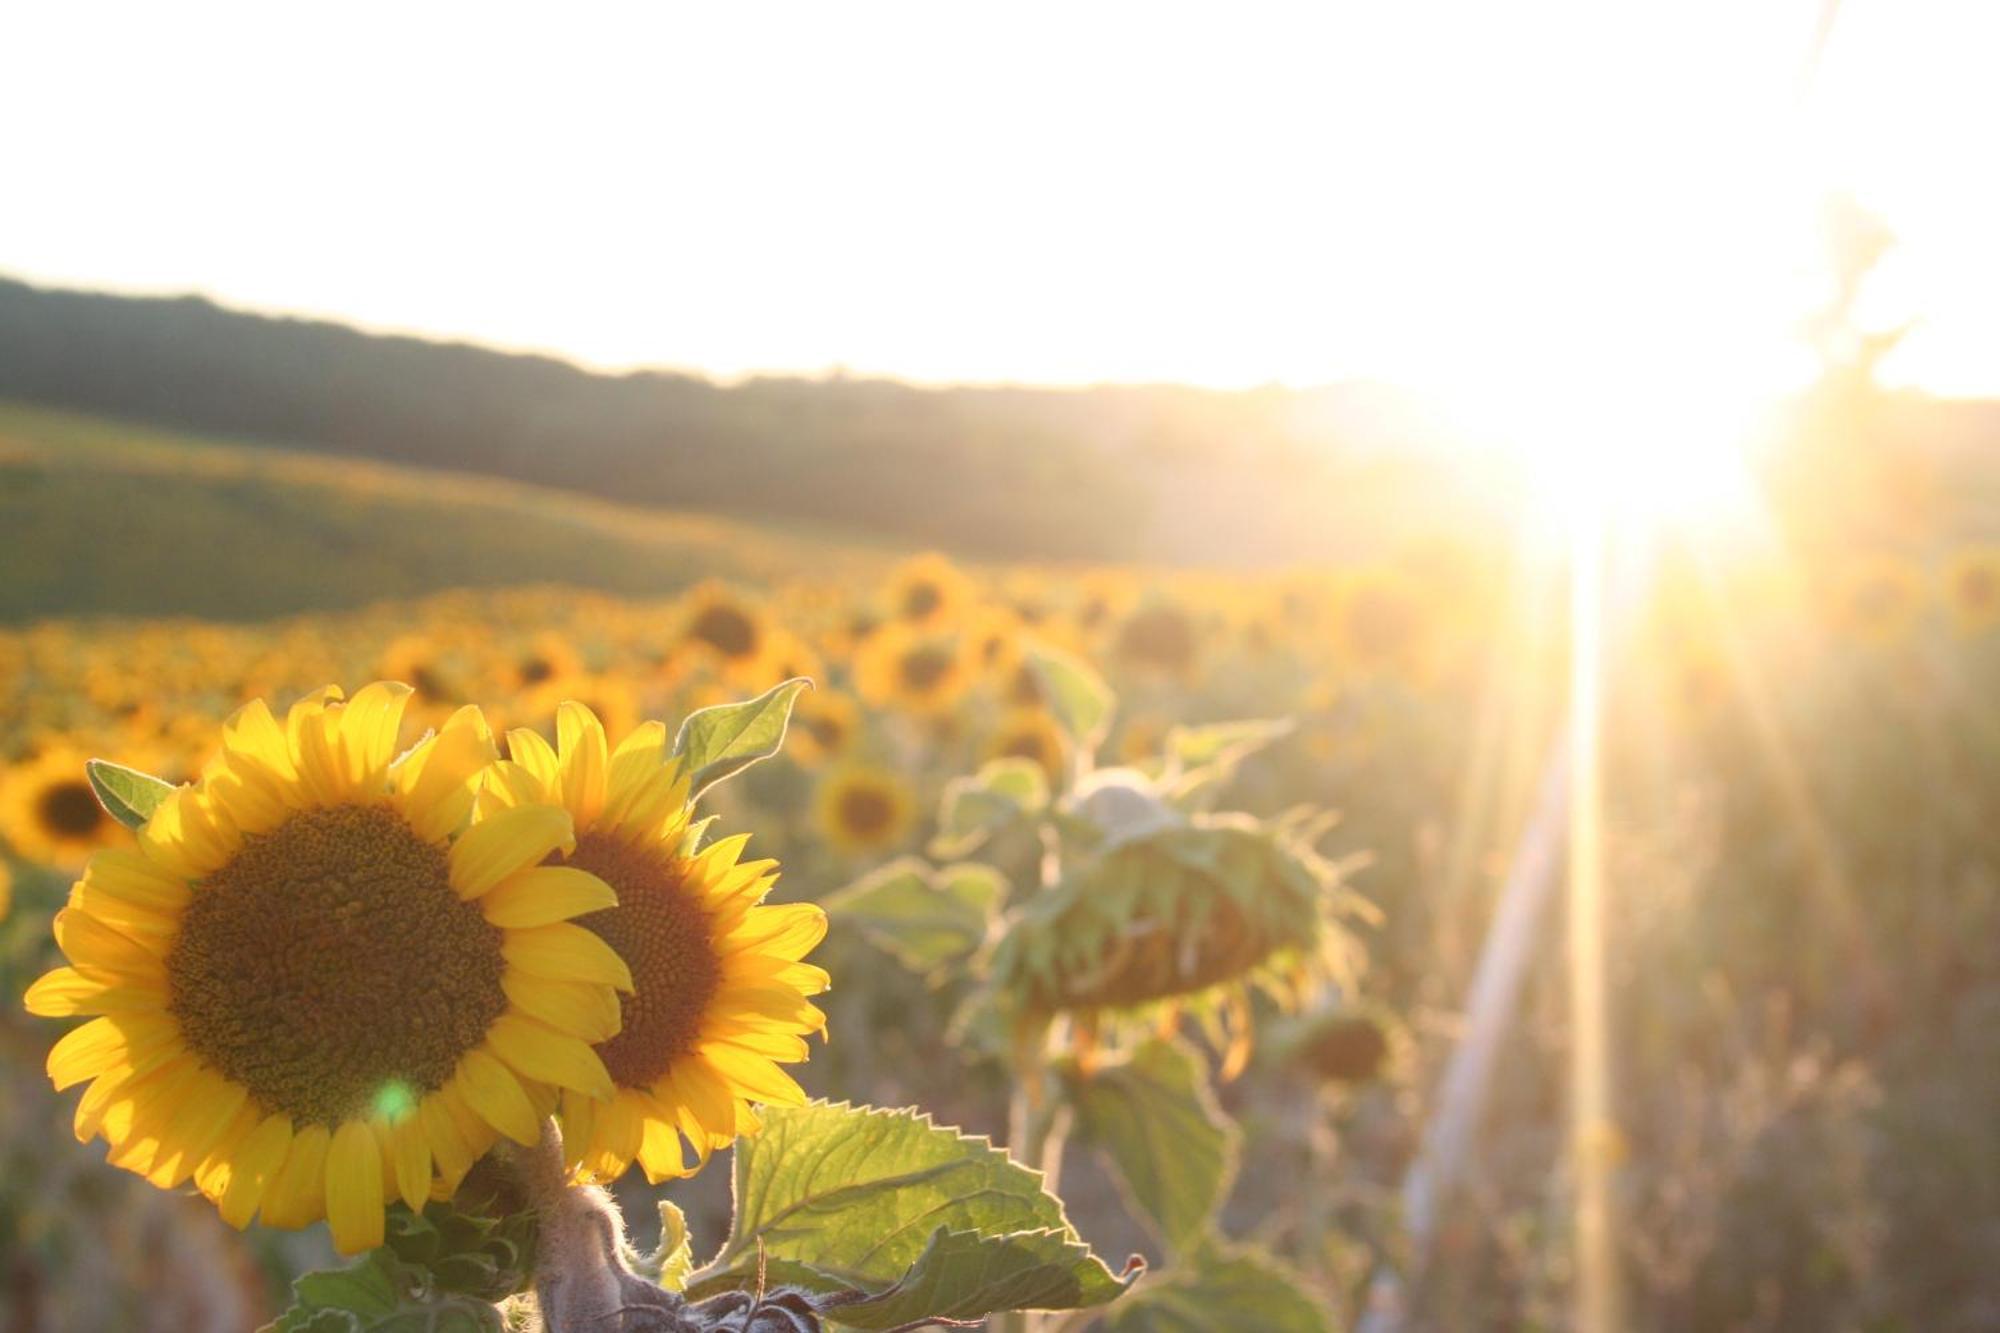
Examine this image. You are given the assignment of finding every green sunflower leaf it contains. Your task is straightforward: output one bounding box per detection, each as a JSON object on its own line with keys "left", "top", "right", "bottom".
{"left": 1062, "top": 1037, "right": 1240, "bottom": 1255}
{"left": 826, "top": 857, "right": 1004, "bottom": 982}
{"left": 685, "top": 1100, "right": 1139, "bottom": 1329}
{"left": 930, "top": 756, "right": 1049, "bottom": 857}
{"left": 263, "top": 1248, "right": 508, "bottom": 1333}
{"left": 84, "top": 758, "right": 176, "bottom": 831}
{"left": 672, "top": 676, "right": 811, "bottom": 800}
{"left": 1099, "top": 1244, "right": 1333, "bottom": 1333}
{"left": 1025, "top": 643, "right": 1115, "bottom": 751}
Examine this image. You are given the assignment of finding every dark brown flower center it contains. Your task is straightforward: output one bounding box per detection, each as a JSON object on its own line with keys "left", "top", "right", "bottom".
{"left": 898, "top": 645, "right": 956, "bottom": 693}
{"left": 39, "top": 780, "right": 107, "bottom": 839}
{"left": 167, "top": 804, "right": 506, "bottom": 1126}
{"left": 691, "top": 603, "right": 760, "bottom": 659}
{"left": 518, "top": 654, "right": 556, "bottom": 685}
{"left": 901, "top": 582, "right": 943, "bottom": 621}
{"left": 835, "top": 784, "right": 896, "bottom": 838}
{"left": 562, "top": 832, "right": 722, "bottom": 1090}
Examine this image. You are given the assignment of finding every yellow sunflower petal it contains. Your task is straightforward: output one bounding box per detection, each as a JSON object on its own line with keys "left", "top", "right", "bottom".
{"left": 454, "top": 1048, "right": 541, "bottom": 1146}
{"left": 486, "top": 1014, "right": 615, "bottom": 1102}
{"left": 53, "top": 907, "right": 169, "bottom": 971}
{"left": 261, "top": 1123, "right": 331, "bottom": 1229}
{"left": 47, "top": 1014, "right": 151, "bottom": 1091}
{"left": 480, "top": 866, "right": 618, "bottom": 929}
{"left": 579, "top": 1090, "right": 644, "bottom": 1181}
{"left": 502, "top": 970, "right": 622, "bottom": 1044}
{"left": 556, "top": 701, "right": 610, "bottom": 825}
{"left": 195, "top": 1100, "right": 263, "bottom": 1201}
{"left": 505, "top": 727, "right": 561, "bottom": 791}
{"left": 390, "top": 1113, "right": 433, "bottom": 1212}
{"left": 74, "top": 1048, "right": 182, "bottom": 1142}
{"left": 65, "top": 879, "right": 178, "bottom": 945}
{"left": 221, "top": 697, "right": 297, "bottom": 783}
{"left": 25, "top": 966, "right": 163, "bottom": 1017}
{"left": 326, "top": 1119, "right": 386, "bottom": 1253}
{"left": 78, "top": 848, "right": 192, "bottom": 915}
{"left": 501, "top": 922, "right": 634, "bottom": 992}
{"left": 700, "top": 1047, "right": 808, "bottom": 1108}
{"left": 720, "top": 903, "right": 828, "bottom": 960}
{"left": 218, "top": 1114, "right": 294, "bottom": 1229}
{"left": 420, "top": 1092, "right": 476, "bottom": 1187}
{"left": 396, "top": 705, "right": 498, "bottom": 841}
{"left": 635, "top": 1094, "right": 691, "bottom": 1184}
{"left": 450, "top": 804, "right": 575, "bottom": 899}
{"left": 602, "top": 722, "right": 670, "bottom": 824}
{"left": 148, "top": 1070, "right": 248, "bottom": 1189}
{"left": 333, "top": 681, "right": 414, "bottom": 795}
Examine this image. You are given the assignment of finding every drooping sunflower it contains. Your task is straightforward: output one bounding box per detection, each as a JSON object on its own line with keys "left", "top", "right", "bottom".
{"left": 1943, "top": 545, "right": 2000, "bottom": 638}
{"left": 0, "top": 744, "right": 128, "bottom": 870}
{"left": 814, "top": 764, "right": 915, "bottom": 856}
{"left": 481, "top": 703, "right": 828, "bottom": 1185}
{"left": 853, "top": 623, "right": 973, "bottom": 717}
{"left": 884, "top": 552, "right": 975, "bottom": 629}
{"left": 24, "top": 684, "right": 633, "bottom": 1254}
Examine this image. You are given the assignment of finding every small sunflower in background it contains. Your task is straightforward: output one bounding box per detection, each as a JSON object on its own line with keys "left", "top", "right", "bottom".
{"left": 1942, "top": 545, "right": 2000, "bottom": 638}
{"left": 986, "top": 708, "right": 1069, "bottom": 786}
{"left": 0, "top": 744, "right": 127, "bottom": 870}
{"left": 964, "top": 604, "right": 1028, "bottom": 684}
{"left": 25, "top": 683, "right": 632, "bottom": 1254}
{"left": 0, "top": 859, "right": 12, "bottom": 923}
{"left": 884, "top": 551, "right": 975, "bottom": 629}
{"left": 502, "top": 632, "right": 586, "bottom": 695}
{"left": 483, "top": 703, "right": 828, "bottom": 1185}
{"left": 853, "top": 623, "right": 973, "bottom": 717}
{"left": 378, "top": 633, "right": 463, "bottom": 713}
{"left": 676, "top": 581, "right": 780, "bottom": 688}
{"left": 520, "top": 671, "right": 642, "bottom": 743}
{"left": 814, "top": 764, "right": 915, "bottom": 857}
{"left": 787, "top": 688, "right": 862, "bottom": 769}
{"left": 1824, "top": 552, "right": 1927, "bottom": 646}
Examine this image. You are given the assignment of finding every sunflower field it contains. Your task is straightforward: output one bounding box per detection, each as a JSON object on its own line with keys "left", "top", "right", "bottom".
{"left": 0, "top": 398, "right": 1997, "bottom": 1333}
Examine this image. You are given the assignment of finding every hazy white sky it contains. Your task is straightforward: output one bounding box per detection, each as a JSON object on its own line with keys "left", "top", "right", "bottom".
{"left": 3, "top": 0, "right": 1995, "bottom": 400}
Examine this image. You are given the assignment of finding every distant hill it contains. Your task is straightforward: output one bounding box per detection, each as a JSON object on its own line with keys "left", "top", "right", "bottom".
{"left": 0, "top": 275, "right": 1486, "bottom": 564}
{"left": 0, "top": 401, "right": 873, "bottom": 621}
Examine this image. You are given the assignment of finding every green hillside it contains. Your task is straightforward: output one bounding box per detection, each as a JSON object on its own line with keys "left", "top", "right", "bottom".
{"left": 0, "top": 401, "right": 877, "bottom": 621}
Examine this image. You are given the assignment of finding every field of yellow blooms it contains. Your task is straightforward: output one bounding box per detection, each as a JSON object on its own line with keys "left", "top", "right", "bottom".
{"left": 2, "top": 412, "right": 1997, "bottom": 1330}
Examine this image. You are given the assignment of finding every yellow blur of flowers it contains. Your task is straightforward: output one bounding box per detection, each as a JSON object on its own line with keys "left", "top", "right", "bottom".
{"left": 478, "top": 702, "right": 828, "bottom": 1185}
{"left": 24, "top": 683, "right": 638, "bottom": 1254}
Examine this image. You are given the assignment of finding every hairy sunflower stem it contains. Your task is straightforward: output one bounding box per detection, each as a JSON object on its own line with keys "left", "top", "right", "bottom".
{"left": 501, "top": 1118, "right": 698, "bottom": 1332}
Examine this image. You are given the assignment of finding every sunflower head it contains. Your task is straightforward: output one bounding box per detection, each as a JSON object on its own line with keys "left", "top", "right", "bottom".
{"left": 885, "top": 552, "right": 974, "bottom": 629}
{"left": 1, "top": 744, "right": 128, "bottom": 870}
{"left": 482, "top": 702, "right": 828, "bottom": 1186}
{"left": 986, "top": 709, "right": 1069, "bottom": 787}
{"left": 1944, "top": 545, "right": 2000, "bottom": 638}
{"left": 678, "top": 582, "right": 779, "bottom": 686}
{"left": 25, "top": 683, "right": 635, "bottom": 1254}
{"left": 814, "top": 764, "right": 915, "bottom": 856}
{"left": 787, "top": 689, "right": 862, "bottom": 768}
{"left": 1826, "top": 553, "right": 1926, "bottom": 645}
{"left": 854, "top": 624, "right": 973, "bottom": 717}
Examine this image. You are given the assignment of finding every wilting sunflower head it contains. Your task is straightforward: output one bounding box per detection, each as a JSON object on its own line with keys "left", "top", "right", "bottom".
{"left": 1943, "top": 545, "right": 2000, "bottom": 638}
{"left": 989, "top": 800, "right": 1352, "bottom": 1074}
{"left": 885, "top": 552, "right": 975, "bottom": 629}
{"left": 0, "top": 744, "right": 127, "bottom": 870}
{"left": 814, "top": 764, "right": 915, "bottom": 856}
{"left": 481, "top": 701, "right": 828, "bottom": 1186}
{"left": 24, "top": 682, "right": 637, "bottom": 1255}
{"left": 1269, "top": 1000, "right": 1407, "bottom": 1088}
{"left": 1112, "top": 601, "right": 1201, "bottom": 680}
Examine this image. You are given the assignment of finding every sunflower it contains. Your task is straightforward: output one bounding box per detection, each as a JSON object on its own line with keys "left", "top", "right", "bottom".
{"left": 24, "top": 683, "right": 633, "bottom": 1254}
{"left": 1825, "top": 553, "right": 1926, "bottom": 646}
{"left": 853, "top": 623, "right": 972, "bottom": 717}
{"left": 1, "top": 744, "right": 128, "bottom": 869}
{"left": 986, "top": 709, "right": 1069, "bottom": 786}
{"left": 814, "top": 765, "right": 915, "bottom": 856}
{"left": 1942, "top": 545, "right": 2000, "bottom": 638}
{"left": 677, "top": 582, "right": 781, "bottom": 688}
{"left": 0, "top": 859, "right": 11, "bottom": 923}
{"left": 1112, "top": 601, "right": 1201, "bottom": 680}
{"left": 378, "top": 634, "right": 462, "bottom": 711}
{"left": 481, "top": 703, "right": 828, "bottom": 1185}
{"left": 787, "top": 689, "right": 862, "bottom": 769}
{"left": 504, "top": 632, "right": 586, "bottom": 694}
{"left": 884, "top": 552, "right": 974, "bottom": 629}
